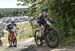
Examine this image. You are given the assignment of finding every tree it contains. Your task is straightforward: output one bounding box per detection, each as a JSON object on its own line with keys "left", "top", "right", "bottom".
{"left": 17, "top": 0, "right": 75, "bottom": 42}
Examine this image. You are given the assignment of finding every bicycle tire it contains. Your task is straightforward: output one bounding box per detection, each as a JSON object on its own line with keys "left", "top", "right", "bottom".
{"left": 45, "top": 28, "right": 59, "bottom": 48}
{"left": 34, "top": 30, "right": 43, "bottom": 46}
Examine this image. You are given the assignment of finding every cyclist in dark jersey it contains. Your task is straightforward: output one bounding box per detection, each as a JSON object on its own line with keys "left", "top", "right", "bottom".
{"left": 7, "top": 21, "right": 16, "bottom": 32}
{"left": 36, "top": 8, "right": 52, "bottom": 35}
{"left": 7, "top": 21, "right": 17, "bottom": 47}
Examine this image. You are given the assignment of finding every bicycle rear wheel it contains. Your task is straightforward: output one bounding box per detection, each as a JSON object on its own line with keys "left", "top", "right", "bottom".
{"left": 34, "top": 30, "right": 43, "bottom": 46}
{"left": 13, "top": 38, "right": 17, "bottom": 47}
{"left": 45, "top": 28, "right": 59, "bottom": 48}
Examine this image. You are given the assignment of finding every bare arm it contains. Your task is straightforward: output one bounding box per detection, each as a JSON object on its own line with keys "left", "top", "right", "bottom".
{"left": 35, "top": 14, "right": 42, "bottom": 21}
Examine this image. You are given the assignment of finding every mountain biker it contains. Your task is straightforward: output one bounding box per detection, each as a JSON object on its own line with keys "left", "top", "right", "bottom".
{"left": 6, "top": 20, "right": 17, "bottom": 47}
{"left": 36, "top": 8, "right": 53, "bottom": 35}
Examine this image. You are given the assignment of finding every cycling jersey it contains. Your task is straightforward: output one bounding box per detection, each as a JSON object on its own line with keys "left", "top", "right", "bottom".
{"left": 7, "top": 23, "right": 16, "bottom": 32}
{"left": 37, "top": 14, "right": 48, "bottom": 26}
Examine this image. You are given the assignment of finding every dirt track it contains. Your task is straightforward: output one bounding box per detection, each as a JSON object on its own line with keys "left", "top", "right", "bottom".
{"left": 4, "top": 38, "right": 75, "bottom": 51}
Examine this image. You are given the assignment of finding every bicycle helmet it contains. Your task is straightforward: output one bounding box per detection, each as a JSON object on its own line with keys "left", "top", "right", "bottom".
{"left": 10, "top": 19, "right": 14, "bottom": 23}
{"left": 42, "top": 8, "right": 48, "bottom": 12}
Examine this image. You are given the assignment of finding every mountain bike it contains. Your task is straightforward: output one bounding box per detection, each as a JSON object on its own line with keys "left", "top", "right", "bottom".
{"left": 8, "top": 30, "right": 17, "bottom": 47}
{"left": 34, "top": 21, "right": 59, "bottom": 48}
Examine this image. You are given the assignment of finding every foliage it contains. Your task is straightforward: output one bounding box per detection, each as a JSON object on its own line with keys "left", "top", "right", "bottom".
{"left": 0, "top": 8, "right": 26, "bottom": 17}
{"left": 17, "top": 0, "right": 75, "bottom": 43}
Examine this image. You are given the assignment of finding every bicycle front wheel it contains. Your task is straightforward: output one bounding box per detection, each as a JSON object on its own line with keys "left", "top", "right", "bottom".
{"left": 34, "top": 30, "right": 43, "bottom": 46}
{"left": 45, "top": 28, "right": 59, "bottom": 48}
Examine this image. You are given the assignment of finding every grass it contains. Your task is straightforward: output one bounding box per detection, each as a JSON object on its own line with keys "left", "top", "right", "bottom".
{"left": 16, "top": 22, "right": 33, "bottom": 41}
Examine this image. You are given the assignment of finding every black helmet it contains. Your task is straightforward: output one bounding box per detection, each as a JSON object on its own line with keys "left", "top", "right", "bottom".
{"left": 11, "top": 21, "right": 15, "bottom": 24}
{"left": 42, "top": 8, "right": 48, "bottom": 12}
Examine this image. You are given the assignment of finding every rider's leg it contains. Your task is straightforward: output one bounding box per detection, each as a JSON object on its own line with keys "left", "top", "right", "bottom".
{"left": 13, "top": 38, "right": 17, "bottom": 47}
{"left": 14, "top": 32, "right": 17, "bottom": 46}
{"left": 15, "top": 38, "right": 17, "bottom": 45}
{"left": 38, "top": 21, "right": 44, "bottom": 36}
{"left": 8, "top": 32, "right": 12, "bottom": 47}
{"left": 39, "top": 25, "right": 42, "bottom": 36}
{"left": 8, "top": 39, "right": 12, "bottom": 47}
{"left": 8, "top": 37, "right": 12, "bottom": 47}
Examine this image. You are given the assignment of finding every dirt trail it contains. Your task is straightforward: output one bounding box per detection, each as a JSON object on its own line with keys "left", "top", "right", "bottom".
{"left": 3, "top": 38, "right": 75, "bottom": 51}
